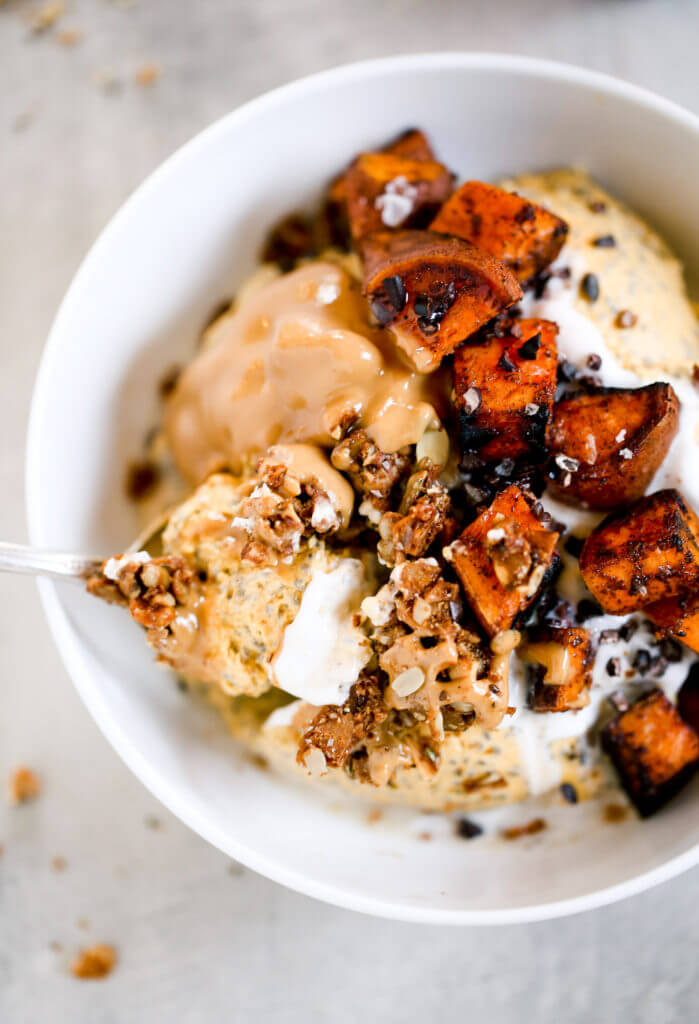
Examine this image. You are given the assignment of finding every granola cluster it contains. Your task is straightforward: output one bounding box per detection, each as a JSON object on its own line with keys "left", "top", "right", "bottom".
{"left": 86, "top": 555, "right": 194, "bottom": 635}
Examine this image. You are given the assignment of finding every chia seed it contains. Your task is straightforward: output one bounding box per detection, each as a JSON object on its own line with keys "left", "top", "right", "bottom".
{"left": 498, "top": 350, "right": 517, "bottom": 373}
{"left": 606, "top": 657, "right": 622, "bottom": 677}
{"left": 586, "top": 353, "right": 602, "bottom": 371}
{"left": 592, "top": 235, "right": 616, "bottom": 247}
{"left": 382, "top": 274, "right": 407, "bottom": 312}
{"left": 455, "top": 818, "right": 484, "bottom": 840}
{"left": 580, "top": 273, "right": 600, "bottom": 302}
{"left": 560, "top": 783, "right": 578, "bottom": 804}
{"left": 659, "top": 637, "right": 684, "bottom": 662}
{"left": 518, "top": 332, "right": 542, "bottom": 360}
{"left": 619, "top": 620, "right": 639, "bottom": 641}
{"left": 557, "top": 359, "right": 578, "bottom": 382}
{"left": 631, "top": 649, "right": 652, "bottom": 675}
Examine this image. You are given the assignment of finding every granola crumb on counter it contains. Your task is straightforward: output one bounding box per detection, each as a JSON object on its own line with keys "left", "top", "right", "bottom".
{"left": 51, "top": 855, "right": 67, "bottom": 872}
{"left": 70, "top": 944, "right": 117, "bottom": 980}
{"left": 7, "top": 766, "right": 41, "bottom": 805}
{"left": 29, "top": 1, "right": 64, "bottom": 33}
{"left": 134, "top": 62, "right": 160, "bottom": 87}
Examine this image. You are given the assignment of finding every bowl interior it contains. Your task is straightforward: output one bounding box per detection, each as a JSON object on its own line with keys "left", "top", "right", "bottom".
{"left": 28, "top": 55, "right": 699, "bottom": 923}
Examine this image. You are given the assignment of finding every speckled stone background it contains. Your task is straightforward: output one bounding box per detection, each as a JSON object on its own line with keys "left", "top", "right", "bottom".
{"left": 1, "top": 1, "right": 698, "bottom": 1021}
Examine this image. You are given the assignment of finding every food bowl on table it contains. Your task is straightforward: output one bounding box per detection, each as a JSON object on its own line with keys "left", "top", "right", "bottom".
{"left": 27, "top": 54, "right": 699, "bottom": 924}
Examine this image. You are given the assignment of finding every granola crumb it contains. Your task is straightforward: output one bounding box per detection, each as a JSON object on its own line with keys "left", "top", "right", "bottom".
{"left": 501, "top": 817, "right": 547, "bottom": 840}
{"left": 29, "top": 1, "right": 64, "bottom": 33}
{"left": 603, "top": 802, "right": 629, "bottom": 824}
{"left": 134, "top": 62, "right": 160, "bottom": 87}
{"left": 7, "top": 766, "right": 41, "bottom": 805}
{"left": 49, "top": 941, "right": 63, "bottom": 953}
{"left": 366, "top": 807, "right": 383, "bottom": 824}
{"left": 70, "top": 944, "right": 117, "bottom": 980}
{"left": 57, "top": 28, "right": 82, "bottom": 46}
{"left": 51, "top": 855, "right": 67, "bottom": 872}
{"left": 77, "top": 917, "right": 90, "bottom": 930}
{"left": 143, "top": 815, "right": 162, "bottom": 830}
{"left": 418, "top": 831, "right": 433, "bottom": 841}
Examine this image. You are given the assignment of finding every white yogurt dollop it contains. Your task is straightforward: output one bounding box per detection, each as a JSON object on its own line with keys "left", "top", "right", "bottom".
{"left": 273, "top": 560, "right": 370, "bottom": 706}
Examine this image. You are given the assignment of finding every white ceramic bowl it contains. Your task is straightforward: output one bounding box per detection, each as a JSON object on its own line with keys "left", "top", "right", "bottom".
{"left": 27, "top": 54, "right": 699, "bottom": 924}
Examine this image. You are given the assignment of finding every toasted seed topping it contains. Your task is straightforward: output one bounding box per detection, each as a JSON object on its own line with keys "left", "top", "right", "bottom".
{"left": 580, "top": 273, "right": 600, "bottom": 302}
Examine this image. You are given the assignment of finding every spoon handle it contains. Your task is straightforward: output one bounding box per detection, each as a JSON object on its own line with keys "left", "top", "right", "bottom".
{"left": 0, "top": 542, "right": 102, "bottom": 581}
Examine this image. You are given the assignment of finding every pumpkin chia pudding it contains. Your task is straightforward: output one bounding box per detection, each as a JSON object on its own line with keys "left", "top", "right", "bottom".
{"left": 88, "top": 130, "right": 699, "bottom": 822}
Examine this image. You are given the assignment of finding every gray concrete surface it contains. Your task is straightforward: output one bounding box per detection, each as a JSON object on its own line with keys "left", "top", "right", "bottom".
{"left": 1, "top": 1, "right": 698, "bottom": 1020}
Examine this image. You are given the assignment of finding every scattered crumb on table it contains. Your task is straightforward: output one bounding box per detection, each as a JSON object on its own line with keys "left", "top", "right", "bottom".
{"left": 51, "top": 855, "right": 67, "bottom": 872}
{"left": 70, "top": 944, "right": 117, "bottom": 980}
{"left": 29, "top": 1, "right": 65, "bottom": 33}
{"left": 134, "top": 62, "right": 160, "bottom": 87}
{"left": 7, "top": 766, "right": 41, "bottom": 805}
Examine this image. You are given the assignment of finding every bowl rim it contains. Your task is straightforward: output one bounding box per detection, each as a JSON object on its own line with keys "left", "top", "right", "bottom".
{"left": 26, "top": 52, "right": 699, "bottom": 925}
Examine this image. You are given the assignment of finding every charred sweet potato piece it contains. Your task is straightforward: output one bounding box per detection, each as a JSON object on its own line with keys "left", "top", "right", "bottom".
{"left": 326, "top": 129, "right": 437, "bottom": 248}
{"left": 646, "top": 592, "right": 699, "bottom": 654}
{"left": 345, "top": 153, "right": 453, "bottom": 240}
{"left": 362, "top": 230, "right": 522, "bottom": 372}
{"left": 520, "top": 626, "right": 593, "bottom": 712}
{"left": 548, "top": 383, "right": 679, "bottom": 509}
{"left": 602, "top": 689, "right": 699, "bottom": 816}
{"left": 453, "top": 319, "right": 558, "bottom": 462}
{"left": 448, "top": 484, "right": 560, "bottom": 636}
{"left": 430, "top": 181, "right": 569, "bottom": 282}
{"left": 579, "top": 490, "right": 699, "bottom": 614}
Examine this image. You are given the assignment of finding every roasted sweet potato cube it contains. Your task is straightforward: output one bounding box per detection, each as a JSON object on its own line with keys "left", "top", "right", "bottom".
{"left": 326, "top": 130, "right": 437, "bottom": 248}
{"left": 453, "top": 318, "right": 558, "bottom": 462}
{"left": 646, "top": 592, "right": 699, "bottom": 654}
{"left": 548, "top": 383, "right": 679, "bottom": 509}
{"left": 448, "top": 484, "right": 560, "bottom": 636}
{"left": 362, "top": 230, "right": 523, "bottom": 372}
{"left": 602, "top": 689, "right": 699, "bottom": 816}
{"left": 579, "top": 490, "right": 699, "bottom": 614}
{"left": 520, "top": 626, "right": 593, "bottom": 712}
{"left": 430, "top": 181, "right": 569, "bottom": 282}
{"left": 345, "top": 153, "right": 453, "bottom": 240}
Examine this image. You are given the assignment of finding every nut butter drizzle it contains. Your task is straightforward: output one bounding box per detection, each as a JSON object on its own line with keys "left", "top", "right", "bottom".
{"left": 165, "top": 262, "right": 447, "bottom": 484}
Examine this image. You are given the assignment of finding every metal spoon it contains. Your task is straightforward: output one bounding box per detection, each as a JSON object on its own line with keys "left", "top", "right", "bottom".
{"left": 0, "top": 511, "right": 171, "bottom": 583}
{"left": 0, "top": 543, "right": 102, "bottom": 582}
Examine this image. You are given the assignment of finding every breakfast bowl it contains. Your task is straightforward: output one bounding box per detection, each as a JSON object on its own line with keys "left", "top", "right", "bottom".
{"left": 26, "top": 54, "right": 699, "bottom": 924}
